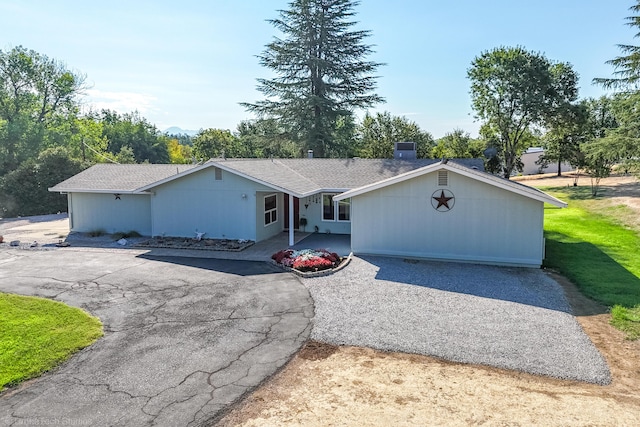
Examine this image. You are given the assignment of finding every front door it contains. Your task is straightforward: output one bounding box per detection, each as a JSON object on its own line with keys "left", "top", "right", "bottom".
{"left": 284, "top": 194, "right": 300, "bottom": 229}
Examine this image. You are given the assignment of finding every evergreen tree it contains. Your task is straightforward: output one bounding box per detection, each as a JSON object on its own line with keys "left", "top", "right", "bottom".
{"left": 594, "top": 1, "right": 640, "bottom": 90}
{"left": 242, "top": 0, "right": 384, "bottom": 157}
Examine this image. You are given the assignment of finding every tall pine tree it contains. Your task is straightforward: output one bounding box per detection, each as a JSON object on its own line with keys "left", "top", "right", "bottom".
{"left": 242, "top": 0, "right": 384, "bottom": 158}
{"left": 594, "top": 1, "right": 640, "bottom": 90}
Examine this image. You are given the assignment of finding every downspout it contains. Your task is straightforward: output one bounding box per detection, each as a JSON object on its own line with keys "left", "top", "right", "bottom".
{"left": 68, "top": 193, "right": 73, "bottom": 230}
{"left": 289, "top": 194, "right": 294, "bottom": 246}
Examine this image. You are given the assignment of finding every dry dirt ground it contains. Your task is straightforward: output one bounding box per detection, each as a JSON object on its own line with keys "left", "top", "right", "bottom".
{"left": 0, "top": 213, "right": 69, "bottom": 246}
{"left": 216, "top": 173, "right": 640, "bottom": 427}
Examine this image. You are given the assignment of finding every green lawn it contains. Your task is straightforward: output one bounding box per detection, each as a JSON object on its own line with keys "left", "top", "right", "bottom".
{"left": 541, "top": 186, "right": 640, "bottom": 339}
{"left": 0, "top": 293, "right": 103, "bottom": 391}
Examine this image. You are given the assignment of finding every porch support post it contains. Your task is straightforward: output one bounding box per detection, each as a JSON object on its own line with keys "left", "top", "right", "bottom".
{"left": 288, "top": 193, "right": 295, "bottom": 246}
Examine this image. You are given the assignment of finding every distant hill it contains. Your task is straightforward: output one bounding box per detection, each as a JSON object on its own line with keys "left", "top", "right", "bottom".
{"left": 164, "top": 126, "right": 199, "bottom": 136}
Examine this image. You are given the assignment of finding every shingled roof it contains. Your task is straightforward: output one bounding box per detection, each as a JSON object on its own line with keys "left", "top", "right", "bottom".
{"left": 209, "top": 158, "right": 483, "bottom": 196}
{"left": 49, "top": 163, "right": 198, "bottom": 193}
{"left": 50, "top": 158, "right": 485, "bottom": 196}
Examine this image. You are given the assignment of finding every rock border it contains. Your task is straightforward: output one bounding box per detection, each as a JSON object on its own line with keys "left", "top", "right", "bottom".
{"left": 134, "top": 237, "right": 255, "bottom": 252}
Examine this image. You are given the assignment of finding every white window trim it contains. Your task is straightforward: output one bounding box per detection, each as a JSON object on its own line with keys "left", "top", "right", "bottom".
{"left": 322, "top": 193, "right": 350, "bottom": 222}
{"left": 264, "top": 193, "right": 277, "bottom": 227}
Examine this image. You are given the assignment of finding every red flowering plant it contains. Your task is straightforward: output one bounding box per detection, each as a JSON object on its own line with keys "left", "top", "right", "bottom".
{"left": 271, "top": 248, "right": 341, "bottom": 272}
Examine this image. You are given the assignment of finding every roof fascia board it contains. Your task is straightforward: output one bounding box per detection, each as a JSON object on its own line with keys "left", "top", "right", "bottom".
{"left": 48, "top": 188, "right": 140, "bottom": 194}
{"left": 445, "top": 164, "right": 567, "bottom": 207}
{"left": 334, "top": 162, "right": 567, "bottom": 208}
{"left": 298, "top": 188, "right": 350, "bottom": 197}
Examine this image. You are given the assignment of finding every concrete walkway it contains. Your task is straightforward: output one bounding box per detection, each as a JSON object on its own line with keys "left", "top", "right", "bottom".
{"left": 0, "top": 249, "right": 313, "bottom": 426}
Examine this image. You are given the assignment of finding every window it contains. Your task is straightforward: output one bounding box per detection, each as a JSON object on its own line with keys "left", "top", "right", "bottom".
{"left": 323, "top": 194, "right": 350, "bottom": 222}
{"left": 338, "top": 199, "right": 350, "bottom": 221}
{"left": 264, "top": 194, "right": 277, "bottom": 226}
{"left": 322, "top": 194, "right": 335, "bottom": 221}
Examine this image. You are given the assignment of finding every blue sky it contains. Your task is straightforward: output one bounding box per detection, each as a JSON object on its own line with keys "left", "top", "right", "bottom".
{"left": 0, "top": 0, "right": 631, "bottom": 138}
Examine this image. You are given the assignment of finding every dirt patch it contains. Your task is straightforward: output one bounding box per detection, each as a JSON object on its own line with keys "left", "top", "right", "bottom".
{"left": 216, "top": 278, "right": 640, "bottom": 426}
{"left": 0, "top": 213, "right": 69, "bottom": 247}
{"left": 215, "top": 173, "right": 640, "bottom": 426}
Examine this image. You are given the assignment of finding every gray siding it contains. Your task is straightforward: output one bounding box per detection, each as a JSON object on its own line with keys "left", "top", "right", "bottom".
{"left": 150, "top": 168, "right": 273, "bottom": 240}
{"left": 69, "top": 193, "right": 151, "bottom": 235}
{"left": 350, "top": 171, "right": 545, "bottom": 267}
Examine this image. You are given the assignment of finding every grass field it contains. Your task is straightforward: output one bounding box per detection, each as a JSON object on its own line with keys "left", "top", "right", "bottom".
{"left": 542, "top": 186, "right": 640, "bottom": 339}
{"left": 0, "top": 293, "right": 103, "bottom": 391}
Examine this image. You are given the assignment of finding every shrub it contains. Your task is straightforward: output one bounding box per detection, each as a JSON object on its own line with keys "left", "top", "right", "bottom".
{"left": 0, "top": 147, "right": 87, "bottom": 217}
{"left": 112, "top": 230, "right": 142, "bottom": 240}
{"left": 87, "top": 229, "right": 106, "bottom": 237}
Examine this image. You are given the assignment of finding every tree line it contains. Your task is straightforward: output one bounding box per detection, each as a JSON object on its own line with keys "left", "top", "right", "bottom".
{"left": 2, "top": 0, "right": 640, "bottom": 216}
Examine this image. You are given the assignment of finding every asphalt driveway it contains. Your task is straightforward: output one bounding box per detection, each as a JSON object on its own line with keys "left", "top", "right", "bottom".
{"left": 0, "top": 248, "right": 312, "bottom": 426}
{"left": 303, "top": 256, "right": 611, "bottom": 385}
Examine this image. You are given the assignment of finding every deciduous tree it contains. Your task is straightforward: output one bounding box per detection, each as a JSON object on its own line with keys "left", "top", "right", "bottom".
{"left": 540, "top": 102, "right": 588, "bottom": 176}
{"left": 357, "top": 112, "right": 434, "bottom": 158}
{"left": 468, "top": 47, "right": 578, "bottom": 178}
{"left": 0, "top": 147, "right": 85, "bottom": 217}
{"left": 193, "top": 128, "right": 244, "bottom": 160}
{"left": 0, "top": 46, "right": 85, "bottom": 171}
{"left": 96, "top": 110, "right": 169, "bottom": 163}
{"left": 432, "top": 128, "right": 484, "bottom": 159}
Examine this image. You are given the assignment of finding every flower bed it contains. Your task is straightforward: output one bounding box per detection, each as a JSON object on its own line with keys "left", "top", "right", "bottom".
{"left": 272, "top": 249, "right": 341, "bottom": 273}
{"left": 136, "top": 237, "right": 254, "bottom": 251}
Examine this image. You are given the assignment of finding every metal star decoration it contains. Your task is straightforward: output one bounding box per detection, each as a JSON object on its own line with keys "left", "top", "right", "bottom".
{"left": 431, "top": 190, "right": 455, "bottom": 211}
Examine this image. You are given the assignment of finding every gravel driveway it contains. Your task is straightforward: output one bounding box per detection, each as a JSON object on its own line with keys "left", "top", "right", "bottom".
{"left": 303, "top": 256, "right": 611, "bottom": 385}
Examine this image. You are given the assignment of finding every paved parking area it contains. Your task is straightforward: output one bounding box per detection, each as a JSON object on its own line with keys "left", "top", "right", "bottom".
{"left": 303, "top": 256, "right": 611, "bottom": 385}
{"left": 0, "top": 249, "right": 312, "bottom": 426}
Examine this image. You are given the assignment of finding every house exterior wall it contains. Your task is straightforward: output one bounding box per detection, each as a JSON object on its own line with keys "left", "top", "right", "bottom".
{"left": 150, "top": 168, "right": 273, "bottom": 240}
{"left": 349, "top": 171, "right": 545, "bottom": 267}
{"left": 255, "top": 191, "right": 285, "bottom": 242}
{"left": 298, "top": 194, "right": 351, "bottom": 235}
{"left": 68, "top": 192, "right": 152, "bottom": 235}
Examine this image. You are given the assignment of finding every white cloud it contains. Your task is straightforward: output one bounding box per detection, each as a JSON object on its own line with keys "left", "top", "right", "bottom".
{"left": 82, "top": 89, "right": 158, "bottom": 115}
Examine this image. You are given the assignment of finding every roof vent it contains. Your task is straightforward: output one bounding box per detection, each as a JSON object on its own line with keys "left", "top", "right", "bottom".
{"left": 394, "top": 142, "right": 416, "bottom": 159}
{"left": 438, "top": 170, "right": 448, "bottom": 186}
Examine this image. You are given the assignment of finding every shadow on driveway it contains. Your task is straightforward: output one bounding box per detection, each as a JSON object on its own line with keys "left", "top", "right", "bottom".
{"left": 137, "top": 254, "right": 283, "bottom": 276}
{"left": 366, "top": 255, "right": 576, "bottom": 314}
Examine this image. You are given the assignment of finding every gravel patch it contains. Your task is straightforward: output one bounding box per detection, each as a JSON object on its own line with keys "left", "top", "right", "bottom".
{"left": 302, "top": 256, "right": 611, "bottom": 385}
